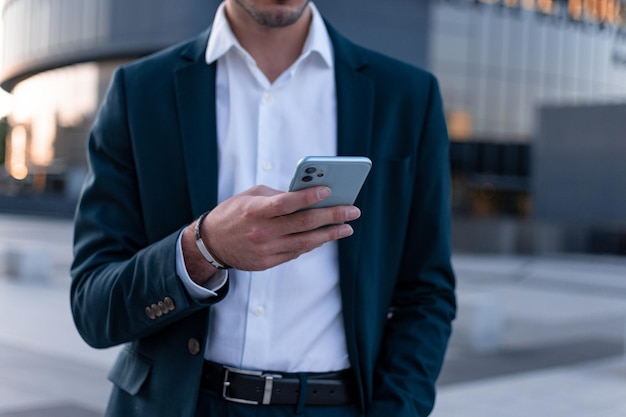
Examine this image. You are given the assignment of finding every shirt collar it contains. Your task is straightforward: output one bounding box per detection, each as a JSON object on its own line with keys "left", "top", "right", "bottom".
{"left": 205, "top": 2, "right": 333, "bottom": 69}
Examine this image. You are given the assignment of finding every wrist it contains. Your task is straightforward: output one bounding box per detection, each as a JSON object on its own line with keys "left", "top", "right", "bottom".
{"left": 195, "top": 211, "right": 231, "bottom": 270}
{"left": 181, "top": 224, "right": 219, "bottom": 285}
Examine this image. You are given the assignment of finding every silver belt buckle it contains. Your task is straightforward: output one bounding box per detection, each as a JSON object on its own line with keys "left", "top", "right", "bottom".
{"left": 222, "top": 366, "right": 283, "bottom": 405}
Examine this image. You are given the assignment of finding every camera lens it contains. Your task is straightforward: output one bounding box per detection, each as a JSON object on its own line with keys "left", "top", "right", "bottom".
{"left": 305, "top": 167, "right": 317, "bottom": 174}
{"left": 302, "top": 176, "right": 313, "bottom": 182}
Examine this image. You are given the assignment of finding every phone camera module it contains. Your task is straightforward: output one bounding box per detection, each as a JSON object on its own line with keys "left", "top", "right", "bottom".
{"left": 302, "top": 176, "right": 313, "bottom": 183}
{"left": 305, "top": 167, "right": 317, "bottom": 174}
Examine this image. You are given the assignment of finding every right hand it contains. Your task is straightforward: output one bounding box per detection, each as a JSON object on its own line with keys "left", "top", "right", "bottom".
{"left": 183, "top": 184, "right": 361, "bottom": 279}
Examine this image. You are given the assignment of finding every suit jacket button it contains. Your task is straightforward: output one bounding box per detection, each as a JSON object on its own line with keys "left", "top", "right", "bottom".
{"left": 151, "top": 303, "right": 163, "bottom": 317}
{"left": 164, "top": 297, "right": 176, "bottom": 312}
{"left": 157, "top": 301, "right": 168, "bottom": 315}
{"left": 188, "top": 338, "right": 201, "bottom": 355}
{"left": 145, "top": 306, "right": 156, "bottom": 320}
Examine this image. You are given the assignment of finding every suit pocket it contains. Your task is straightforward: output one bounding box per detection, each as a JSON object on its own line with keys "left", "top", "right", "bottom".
{"left": 108, "top": 346, "right": 153, "bottom": 396}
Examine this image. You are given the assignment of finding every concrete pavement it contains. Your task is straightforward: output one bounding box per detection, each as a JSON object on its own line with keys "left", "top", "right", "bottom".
{"left": 434, "top": 254, "right": 626, "bottom": 417}
{"left": 1, "top": 213, "right": 625, "bottom": 416}
{"left": 0, "top": 214, "right": 118, "bottom": 416}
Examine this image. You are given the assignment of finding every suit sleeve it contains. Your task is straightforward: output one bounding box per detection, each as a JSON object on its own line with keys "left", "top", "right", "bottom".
{"left": 367, "top": 75, "right": 456, "bottom": 416}
{"left": 70, "top": 68, "right": 226, "bottom": 349}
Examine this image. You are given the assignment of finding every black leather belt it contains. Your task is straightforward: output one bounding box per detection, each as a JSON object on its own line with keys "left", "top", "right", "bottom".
{"left": 200, "top": 361, "right": 356, "bottom": 406}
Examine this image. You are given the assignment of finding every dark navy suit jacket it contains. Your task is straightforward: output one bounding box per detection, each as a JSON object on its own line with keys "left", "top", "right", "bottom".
{"left": 71, "top": 22, "right": 456, "bottom": 417}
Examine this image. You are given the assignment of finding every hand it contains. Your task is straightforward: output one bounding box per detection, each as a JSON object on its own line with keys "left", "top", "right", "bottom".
{"left": 182, "top": 184, "right": 361, "bottom": 280}
{"left": 205, "top": 184, "right": 360, "bottom": 270}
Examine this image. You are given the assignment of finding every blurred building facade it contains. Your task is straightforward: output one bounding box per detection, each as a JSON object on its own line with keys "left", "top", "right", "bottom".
{"left": 1, "top": 0, "right": 625, "bottom": 253}
{"left": 0, "top": 0, "right": 222, "bottom": 215}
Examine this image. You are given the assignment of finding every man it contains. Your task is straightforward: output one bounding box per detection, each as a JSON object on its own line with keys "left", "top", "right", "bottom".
{"left": 70, "top": 1, "right": 456, "bottom": 416}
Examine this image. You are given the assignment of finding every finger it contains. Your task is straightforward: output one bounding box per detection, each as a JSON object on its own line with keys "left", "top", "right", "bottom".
{"left": 278, "top": 205, "right": 361, "bottom": 235}
{"left": 257, "top": 186, "right": 332, "bottom": 218}
{"left": 277, "top": 223, "right": 355, "bottom": 256}
{"left": 239, "top": 223, "right": 355, "bottom": 271}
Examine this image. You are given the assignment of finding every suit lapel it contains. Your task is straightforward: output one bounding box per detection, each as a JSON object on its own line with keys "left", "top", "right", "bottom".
{"left": 333, "top": 46, "right": 374, "bottom": 159}
{"left": 174, "top": 30, "right": 220, "bottom": 217}
{"left": 329, "top": 22, "right": 375, "bottom": 296}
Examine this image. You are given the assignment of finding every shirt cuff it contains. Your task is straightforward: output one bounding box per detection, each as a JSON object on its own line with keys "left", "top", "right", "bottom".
{"left": 176, "top": 230, "right": 229, "bottom": 300}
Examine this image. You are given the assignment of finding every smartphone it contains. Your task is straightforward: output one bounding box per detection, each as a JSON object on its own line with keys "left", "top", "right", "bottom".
{"left": 288, "top": 156, "right": 372, "bottom": 209}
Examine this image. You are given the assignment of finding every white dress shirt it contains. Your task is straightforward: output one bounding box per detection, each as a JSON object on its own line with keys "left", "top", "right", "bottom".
{"left": 176, "top": 2, "right": 350, "bottom": 373}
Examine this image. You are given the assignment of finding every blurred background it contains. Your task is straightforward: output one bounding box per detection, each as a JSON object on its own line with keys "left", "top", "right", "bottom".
{"left": 0, "top": 0, "right": 625, "bottom": 416}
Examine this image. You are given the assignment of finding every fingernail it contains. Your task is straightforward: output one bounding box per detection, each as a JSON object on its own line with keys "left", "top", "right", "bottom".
{"left": 317, "top": 187, "right": 331, "bottom": 200}
{"left": 339, "top": 224, "right": 353, "bottom": 237}
{"left": 346, "top": 207, "right": 361, "bottom": 220}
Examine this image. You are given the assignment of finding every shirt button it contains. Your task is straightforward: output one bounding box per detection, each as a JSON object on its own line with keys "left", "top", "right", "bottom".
{"left": 252, "top": 305, "right": 266, "bottom": 316}
{"left": 263, "top": 92, "right": 273, "bottom": 103}
{"left": 262, "top": 161, "right": 273, "bottom": 171}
